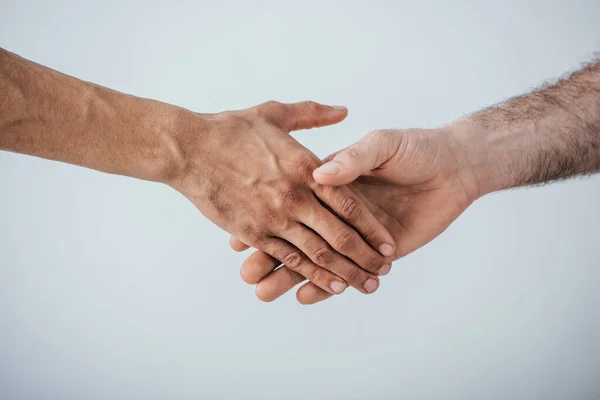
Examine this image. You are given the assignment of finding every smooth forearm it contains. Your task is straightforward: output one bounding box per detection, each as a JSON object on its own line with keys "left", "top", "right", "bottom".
{"left": 0, "top": 48, "right": 185, "bottom": 183}
{"left": 0, "top": 50, "right": 394, "bottom": 295}
{"left": 451, "top": 60, "right": 600, "bottom": 198}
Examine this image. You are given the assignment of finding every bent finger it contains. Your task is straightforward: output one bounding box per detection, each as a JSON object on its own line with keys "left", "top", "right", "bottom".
{"left": 259, "top": 237, "right": 348, "bottom": 296}
{"left": 230, "top": 236, "right": 251, "bottom": 252}
{"left": 240, "top": 250, "right": 280, "bottom": 284}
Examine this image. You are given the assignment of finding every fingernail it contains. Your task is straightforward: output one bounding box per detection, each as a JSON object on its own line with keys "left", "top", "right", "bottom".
{"left": 378, "top": 243, "right": 394, "bottom": 257}
{"left": 364, "top": 278, "right": 379, "bottom": 293}
{"left": 332, "top": 105, "right": 347, "bottom": 111}
{"left": 315, "top": 162, "right": 340, "bottom": 175}
{"left": 378, "top": 264, "right": 391, "bottom": 276}
{"left": 330, "top": 281, "right": 347, "bottom": 294}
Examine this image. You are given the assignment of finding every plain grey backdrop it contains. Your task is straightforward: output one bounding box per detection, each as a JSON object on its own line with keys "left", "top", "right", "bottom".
{"left": 1, "top": 0, "right": 600, "bottom": 398}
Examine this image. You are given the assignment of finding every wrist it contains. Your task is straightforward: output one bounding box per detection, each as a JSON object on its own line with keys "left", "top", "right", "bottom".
{"left": 444, "top": 118, "right": 517, "bottom": 199}
{"left": 109, "top": 93, "right": 196, "bottom": 185}
{"left": 0, "top": 48, "right": 207, "bottom": 186}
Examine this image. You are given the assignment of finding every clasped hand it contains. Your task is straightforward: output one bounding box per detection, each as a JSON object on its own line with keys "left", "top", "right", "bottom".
{"left": 167, "top": 101, "right": 397, "bottom": 297}
{"left": 229, "top": 121, "right": 480, "bottom": 304}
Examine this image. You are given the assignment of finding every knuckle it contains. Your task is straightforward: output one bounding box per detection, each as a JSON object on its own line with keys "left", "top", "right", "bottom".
{"left": 346, "top": 147, "right": 360, "bottom": 161}
{"left": 364, "top": 256, "right": 383, "bottom": 273}
{"left": 312, "top": 247, "right": 334, "bottom": 266}
{"left": 361, "top": 226, "right": 379, "bottom": 243}
{"left": 262, "top": 208, "right": 280, "bottom": 224}
{"left": 277, "top": 186, "right": 305, "bottom": 207}
{"left": 334, "top": 231, "right": 356, "bottom": 252}
{"left": 256, "top": 100, "right": 282, "bottom": 121}
{"left": 283, "top": 251, "right": 303, "bottom": 270}
{"left": 289, "top": 154, "right": 317, "bottom": 178}
{"left": 216, "top": 113, "right": 248, "bottom": 129}
{"left": 261, "top": 100, "right": 280, "bottom": 110}
{"left": 309, "top": 267, "right": 328, "bottom": 285}
{"left": 240, "top": 224, "right": 265, "bottom": 245}
{"left": 273, "top": 217, "right": 295, "bottom": 233}
{"left": 303, "top": 100, "right": 319, "bottom": 112}
{"left": 339, "top": 196, "right": 360, "bottom": 220}
{"left": 344, "top": 265, "right": 363, "bottom": 285}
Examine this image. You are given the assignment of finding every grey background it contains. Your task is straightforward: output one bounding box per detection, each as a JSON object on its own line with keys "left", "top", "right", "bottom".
{"left": 1, "top": 0, "right": 600, "bottom": 398}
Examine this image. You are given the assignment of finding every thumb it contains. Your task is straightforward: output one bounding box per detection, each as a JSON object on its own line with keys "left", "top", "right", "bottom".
{"left": 258, "top": 100, "right": 348, "bottom": 132}
{"left": 313, "top": 130, "right": 389, "bottom": 186}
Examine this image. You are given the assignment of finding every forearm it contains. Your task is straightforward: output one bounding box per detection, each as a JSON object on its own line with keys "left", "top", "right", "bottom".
{"left": 0, "top": 48, "right": 184, "bottom": 183}
{"left": 452, "top": 60, "right": 600, "bottom": 197}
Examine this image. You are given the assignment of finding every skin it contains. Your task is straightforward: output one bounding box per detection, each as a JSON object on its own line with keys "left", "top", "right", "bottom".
{"left": 232, "top": 60, "right": 600, "bottom": 304}
{"left": 0, "top": 48, "right": 397, "bottom": 296}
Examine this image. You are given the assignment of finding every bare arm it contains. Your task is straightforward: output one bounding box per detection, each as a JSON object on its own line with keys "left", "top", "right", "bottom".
{"left": 0, "top": 48, "right": 182, "bottom": 182}
{"left": 237, "top": 58, "right": 600, "bottom": 304}
{"left": 0, "top": 48, "right": 397, "bottom": 296}
{"left": 458, "top": 60, "right": 600, "bottom": 196}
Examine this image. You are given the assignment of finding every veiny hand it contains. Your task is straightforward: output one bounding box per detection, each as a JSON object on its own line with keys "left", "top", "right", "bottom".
{"left": 231, "top": 126, "right": 480, "bottom": 303}
{"left": 170, "top": 101, "right": 396, "bottom": 296}
{"left": 0, "top": 51, "right": 394, "bottom": 295}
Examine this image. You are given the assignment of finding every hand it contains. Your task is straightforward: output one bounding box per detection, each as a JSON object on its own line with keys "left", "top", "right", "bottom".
{"left": 169, "top": 101, "right": 396, "bottom": 296}
{"left": 231, "top": 126, "right": 479, "bottom": 303}
{"left": 0, "top": 48, "right": 393, "bottom": 295}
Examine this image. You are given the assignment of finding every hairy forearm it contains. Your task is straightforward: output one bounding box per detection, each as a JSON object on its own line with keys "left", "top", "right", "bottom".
{"left": 0, "top": 48, "right": 185, "bottom": 182}
{"left": 452, "top": 60, "right": 600, "bottom": 197}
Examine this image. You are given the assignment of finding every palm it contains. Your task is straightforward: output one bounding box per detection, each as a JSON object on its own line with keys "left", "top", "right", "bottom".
{"left": 350, "top": 147, "right": 472, "bottom": 260}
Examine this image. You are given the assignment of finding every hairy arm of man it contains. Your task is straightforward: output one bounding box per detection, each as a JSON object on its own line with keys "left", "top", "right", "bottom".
{"left": 0, "top": 48, "right": 396, "bottom": 296}
{"left": 233, "top": 59, "right": 600, "bottom": 304}
{"left": 461, "top": 60, "right": 600, "bottom": 194}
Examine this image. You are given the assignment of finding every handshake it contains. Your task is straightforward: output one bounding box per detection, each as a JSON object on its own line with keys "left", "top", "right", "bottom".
{"left": 1, "top": 50, "right": 480, "bottom": 306}
{"left": 168, "top": 100, "right": 479, "bottom": 305}
{"left": 4, "top": 49, "right": 597, "bottom": 305}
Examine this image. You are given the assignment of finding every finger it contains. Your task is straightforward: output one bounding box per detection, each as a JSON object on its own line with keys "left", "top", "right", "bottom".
{"left": 300, "top": 199, "right": 392, "bottom": 276}
{"left": 230, "top": 236, "right": 251, "bottom": 252}
{"left": 255, "top": 266, "right": 306, "bottom": 303}
{"left": 257, "top": 100, "right": 348, "bottom": 132}
{"left": 346, "top": 184, "right": 400, "bottom": 264}
{"left": 240, "top": 249, "right": 280, "bottom": 284}
{"left": 281, "top": 224, "right": 380, "bottom": 294}
{"left": 313, "top": 130, "right": 396, "bottom": 185}
{"left": 313, "top": 184, "right": 396, "bottom": 261}
{"left": 296, "top": 281, "right": 333, "bottom": 305}
{"left": 259, "top": 237, "right": 349, "bottom": 296}
{"left": 245, "top": 190, "right": 398, "bottom": 303}
{"left": 242, "top": 251, "right": 335, "bottom": 304}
